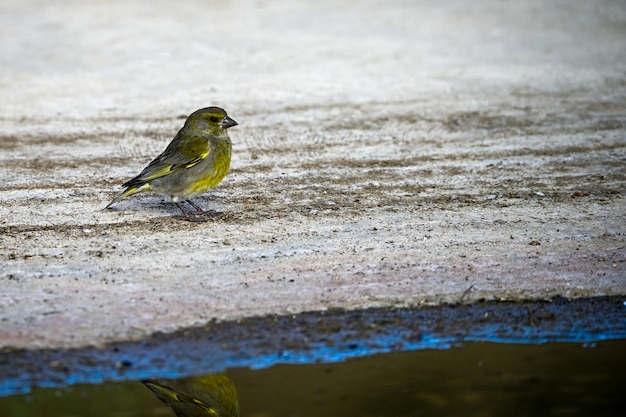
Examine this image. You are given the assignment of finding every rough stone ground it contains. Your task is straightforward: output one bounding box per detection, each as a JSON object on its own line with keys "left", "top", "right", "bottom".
{"left": 0, "top": 0, "right": 625, "bottom": 350}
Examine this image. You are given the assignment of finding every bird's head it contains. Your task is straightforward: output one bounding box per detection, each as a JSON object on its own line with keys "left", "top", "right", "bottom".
{"left": 185, "top": 107, "right": 238, "bottom": 135}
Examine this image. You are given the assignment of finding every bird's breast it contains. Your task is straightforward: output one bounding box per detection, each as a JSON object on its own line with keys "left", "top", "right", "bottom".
{"left": 185, "top": 145, "right": 231, "bottom": 195}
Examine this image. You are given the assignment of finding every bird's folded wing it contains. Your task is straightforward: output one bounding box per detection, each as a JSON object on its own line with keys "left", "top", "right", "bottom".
{"left": 143, "top": 381, "right": 217, "bottom": 416}
{"left": 122, "top": 135, "right": 209, "bottom": 186}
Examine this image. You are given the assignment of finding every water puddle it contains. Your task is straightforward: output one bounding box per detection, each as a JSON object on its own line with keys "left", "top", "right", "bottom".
{"left": 0, "top": 297, "right": 624, "bottom": 416}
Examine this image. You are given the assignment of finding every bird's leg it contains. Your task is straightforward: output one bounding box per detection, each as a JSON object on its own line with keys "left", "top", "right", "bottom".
{"left": 185, "top": 199, "right": 206, "bottom": 214}
{"left": 174, "top": 201, "right": 192, "bottom": 218}
{"left": 173, "top": 200, "right": 212, "bottom": 222}
{"left": 174, "top": 201, "right": 206, "bottom": 222}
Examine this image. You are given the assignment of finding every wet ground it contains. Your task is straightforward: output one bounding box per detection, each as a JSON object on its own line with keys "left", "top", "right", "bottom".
{"left": 1, "top": 0, "right": 625, "bottom": 352}
{"left": 1, "top": 339, "right": 625, "bottom": 417}
{"left": 1, "top": 297, "right": 625, "bottom": 416}
{"left": 1, "top": 296, "right": 624, "bottom": 396}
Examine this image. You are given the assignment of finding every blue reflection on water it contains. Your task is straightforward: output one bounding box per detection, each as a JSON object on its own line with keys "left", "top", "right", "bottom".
{"left": 1, "top": 297, "right": 625, "bottom": 396}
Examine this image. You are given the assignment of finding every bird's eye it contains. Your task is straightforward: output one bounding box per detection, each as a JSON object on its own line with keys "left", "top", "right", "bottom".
{"left": 210, "top": 116, "right": 220, "bottom": 123}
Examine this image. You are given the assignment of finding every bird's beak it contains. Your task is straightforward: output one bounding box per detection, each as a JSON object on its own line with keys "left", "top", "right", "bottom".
{"left": 221, "top": 116, "right": 238, "bottom": 129}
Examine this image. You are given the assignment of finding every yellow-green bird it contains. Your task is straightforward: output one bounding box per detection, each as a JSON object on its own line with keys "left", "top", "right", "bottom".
{"left": 105, "top": 107, "right": 237, "bottom": 221}
{"left": 143, "top": 374, "right": 239, "bottom": 417}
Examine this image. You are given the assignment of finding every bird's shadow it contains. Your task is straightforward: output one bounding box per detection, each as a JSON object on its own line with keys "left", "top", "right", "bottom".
{"left": 103, "top": 197, "right": 223, "bottom": 222}
{"left": 173, "top": 210, "right": 223, "bottom": 223}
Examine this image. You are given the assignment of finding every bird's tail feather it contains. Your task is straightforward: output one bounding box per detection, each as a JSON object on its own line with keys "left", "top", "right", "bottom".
{"left": 104, "top": 183, "right": 151, "bottom": 210}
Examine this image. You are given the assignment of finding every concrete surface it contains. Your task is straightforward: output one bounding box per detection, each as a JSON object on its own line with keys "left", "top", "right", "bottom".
{"left": 0, "top": 0, "right": 625, "bottom": 350}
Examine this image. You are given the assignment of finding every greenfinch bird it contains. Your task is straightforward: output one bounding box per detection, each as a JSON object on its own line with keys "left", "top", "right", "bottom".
{"left": 143, "top": 374, "right": 239, "bottom": 417}
{"left": 105, "top": 107, "right": 237, "bottom": 221}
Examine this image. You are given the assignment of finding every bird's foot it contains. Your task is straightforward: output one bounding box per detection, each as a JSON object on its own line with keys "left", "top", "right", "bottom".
{"left": 174, "top": 201, "right": 221, "bottom": 222}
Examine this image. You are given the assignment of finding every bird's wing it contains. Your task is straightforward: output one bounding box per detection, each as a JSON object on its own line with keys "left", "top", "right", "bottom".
{"left": 122, "top": 135, "right": 209, "bottom": 188}
{"left": 143, "top": 381, "right": 219, "bottom": 417}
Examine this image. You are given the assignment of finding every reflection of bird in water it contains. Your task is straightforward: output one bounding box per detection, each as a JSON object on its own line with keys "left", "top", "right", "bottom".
{"left": 143, "top": 374, "right": 239, "bottom": 417}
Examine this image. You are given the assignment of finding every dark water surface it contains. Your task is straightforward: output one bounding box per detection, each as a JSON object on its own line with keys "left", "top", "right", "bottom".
{"left": 1, "top": 297, "right": 624, "bottom": 416}
{"left": 0, "top": 339, "right": 624, "bottom": 417}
